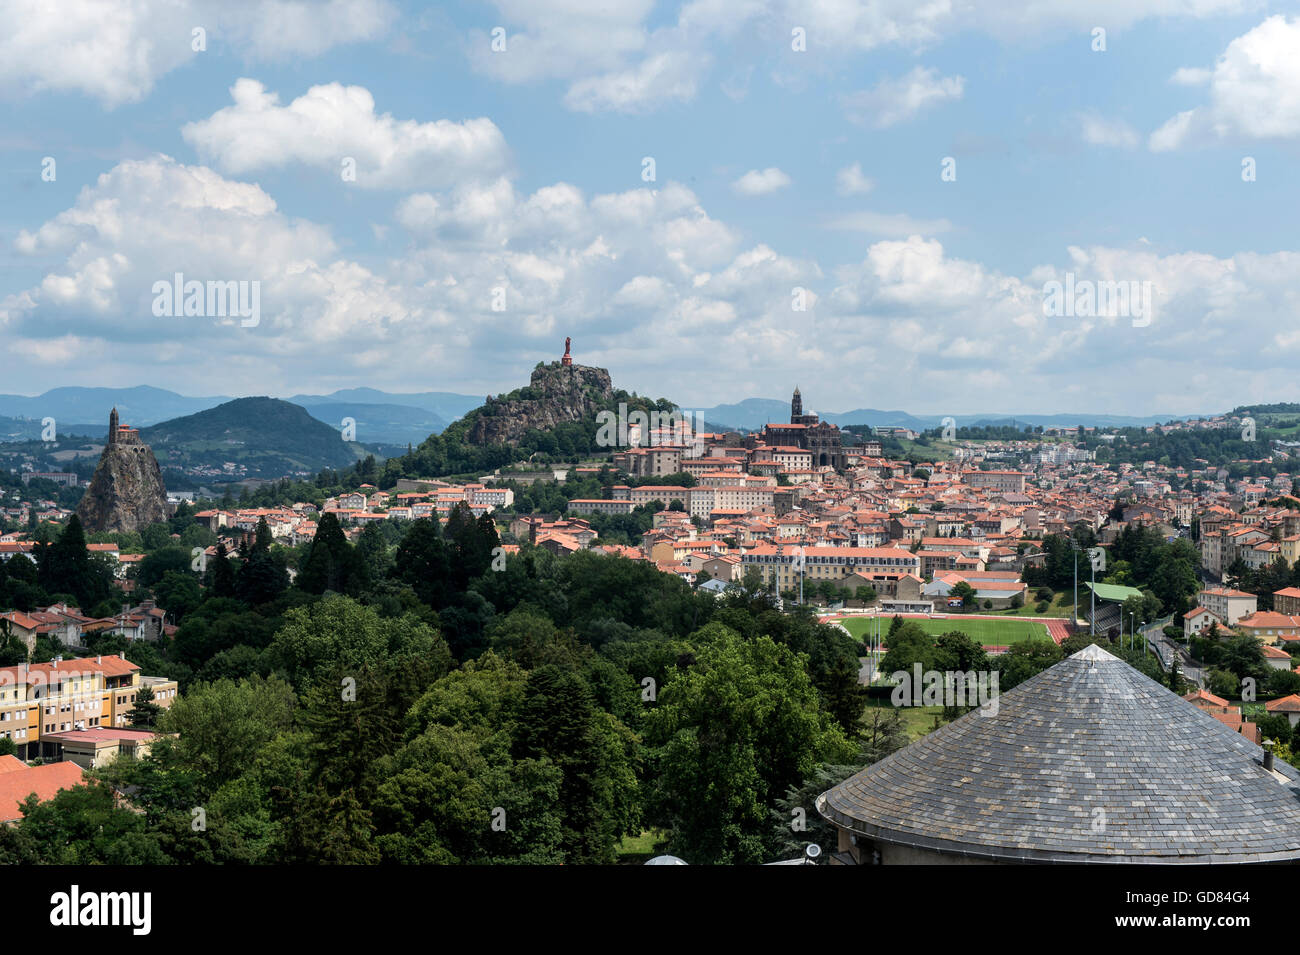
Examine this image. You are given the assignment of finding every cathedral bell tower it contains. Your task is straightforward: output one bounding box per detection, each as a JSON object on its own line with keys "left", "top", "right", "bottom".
{"left": 791, "top": 386, "right": 802, "bottom": 422}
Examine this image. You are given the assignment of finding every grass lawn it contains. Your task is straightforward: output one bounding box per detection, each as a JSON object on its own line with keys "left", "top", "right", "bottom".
{"left": 616, "top": 829, "right": 668, "bottom": 864}
{"left": 863, "top": 699, "right": 946, "bottom": 740}
{"left": 991, "top": 590, "right": 1075, "bottom": 618}
{"left": 841, "top": 615, "right": 1050, "bottom": 645}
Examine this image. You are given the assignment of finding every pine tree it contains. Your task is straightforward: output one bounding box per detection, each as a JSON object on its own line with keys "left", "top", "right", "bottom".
{"left": 208, "top": 542, "right": 236, "bottom": 598}
{"left": 126, "top": 686, "right": 162, "bottom": 728}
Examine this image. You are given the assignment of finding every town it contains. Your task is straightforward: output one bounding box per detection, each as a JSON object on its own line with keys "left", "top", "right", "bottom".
{"left": 2, "top": 378, "right": 1299, "bottom": 868}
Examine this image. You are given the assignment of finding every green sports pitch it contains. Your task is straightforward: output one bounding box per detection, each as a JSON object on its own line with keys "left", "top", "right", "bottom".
{"left": 838, "top": 615, "right": 1051, "bottom": 646}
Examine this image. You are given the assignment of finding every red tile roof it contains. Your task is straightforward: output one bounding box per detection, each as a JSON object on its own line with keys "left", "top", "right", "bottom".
{"left": 0, "top": 762, "right": 86, "bottom": 822}
{"left": 1266, "top": 694, "right": 1300, "bottom": 713}
{"left": 1184, "top": 688, "right": 1230, "bottom": 707}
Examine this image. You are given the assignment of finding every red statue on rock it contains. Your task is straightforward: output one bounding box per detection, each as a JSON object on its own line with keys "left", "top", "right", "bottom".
{"left": 562, "top": 336, "right": 572, "bottom": 366}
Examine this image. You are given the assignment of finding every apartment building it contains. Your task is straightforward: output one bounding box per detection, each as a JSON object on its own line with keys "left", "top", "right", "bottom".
{"left": 1197, "top": 588, "right": 1257, "bottom": 626}
{"left": 469, "top": 486, "right": 514, "bottom": 511}
{"left": 1268, "top": 586, "right": 1300, "bottom": 617}
{"left": 1236, "top": 611, "right": 1300, "bottom": 646}
{"left": 741, "top": 544, "right": 920, "bottom": 592}
{"left": 567, "top": 499, "right": 637, "bottom": 516}
{"left": 963, "top": 470, "right": 1027, "bottom": 494}
{"left": 612, "top": 446, "right": 684, "bottom": 478}
{"left": 0, "top": 655, "right": 178, "bottom": 761}
{"left": 687, "top": 485, "right": 776, "bottom": 519}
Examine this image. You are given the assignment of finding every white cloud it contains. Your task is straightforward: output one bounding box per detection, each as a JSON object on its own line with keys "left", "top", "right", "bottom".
{"left": 835, "top": 162, "right": 875, "bottom": 196}
{"left": 1150, "top": 15, "right": 1300, "bottom": 150}
{"left": 467, "top": 0, "right": 654, "bottom": 84}
{"left": 732, "top": 167, "right": 792, "bottom": 197}
{"left": 0, "top": 0, "right": 393, "bottom": 107}
{"left": 1080, "top": 114, "right": 1140, "bottom": 148}
{"left": 843, "top": 67, "right": 965, "bottom": 127}
{"left": 1, "top": 155, "right": 438, "bottom": 370}
{"left": 563, "top": 49, "right": 705, "bottom": 113}
{"left": 1171, "top": 66, "right": 1212, "bottom": 86}
{"left": 1149, "top": 110, "right": 1197, "bottom": 151}
{"left": 182, "top": 79, "right": 510, "bottom": 189}
{"left": 458, "top": 0, "right": 1251, "bottom": 115}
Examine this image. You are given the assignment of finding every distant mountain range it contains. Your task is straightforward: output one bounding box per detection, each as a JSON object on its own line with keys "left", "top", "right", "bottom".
{"left": 0, "top": 385, "right": 1213, "bottom": 451}
{"left": 679, "top": 399, "right": 1209, "bottom": 432}
{"left": 0, "top": 386, "right": 485, "bottom": 445}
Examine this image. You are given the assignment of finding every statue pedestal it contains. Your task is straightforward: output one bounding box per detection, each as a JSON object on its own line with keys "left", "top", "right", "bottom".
{"left": 562, "top": 355, "right": 572, "bottom": 366}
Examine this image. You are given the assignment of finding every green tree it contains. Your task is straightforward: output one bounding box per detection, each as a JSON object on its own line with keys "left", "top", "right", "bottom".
{"left": 154, "top": 570, "right": 202, "bottom": 622}
{"left": 37, "top": 515, "right": 111, "bottom": 608}
{"left": 127, "top": 685, "right": 163, "bottom": 728}
{"left": 297, "top": 512, "right": 368, "bottom": 596}
{"left": 997, "top": 640, "right": 1064, "bottom": 690}
{"left": 950, "top": 580, "right": 978, "bottom": 610}
{"left": 643, "top": 629, "right": 854, "bottom": 864}
{"left": 269, "top": 594, "right": 451, "bottom": 693}
{"left": 235, "top": 521, "right": 290, "bottom": 605}
{"left": 769, "top": 707, "right": 908, "bottom": 859}
{"left": 206, "top": 541, "right": 237, "bottom": 599}
{"left": 513, "top": 664, "right": 641, "bottom": 863}
{"left": 156, "top": 674, "right": 298, "bottom": 794}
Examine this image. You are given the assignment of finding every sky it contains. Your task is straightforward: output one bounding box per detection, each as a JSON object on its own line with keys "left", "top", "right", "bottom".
{"left": 2, "top": 0, "right": 1300, "bottom": 418}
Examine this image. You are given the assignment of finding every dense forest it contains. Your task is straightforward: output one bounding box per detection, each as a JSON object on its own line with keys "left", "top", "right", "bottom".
{"left": 0, "top": 502, "right": 897, "bottom": 864}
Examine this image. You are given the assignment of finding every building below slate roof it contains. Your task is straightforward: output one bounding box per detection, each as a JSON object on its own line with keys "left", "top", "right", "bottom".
{"left": 817, "top": 644, "right": 1300, "bottom": 864}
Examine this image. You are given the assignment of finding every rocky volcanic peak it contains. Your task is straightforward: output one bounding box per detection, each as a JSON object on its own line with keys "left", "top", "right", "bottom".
{"left": 467, "top": 362, "right": 614, "bottom": 446}
{"left": 76, "top": 412, "right": 170, "bottom": 532}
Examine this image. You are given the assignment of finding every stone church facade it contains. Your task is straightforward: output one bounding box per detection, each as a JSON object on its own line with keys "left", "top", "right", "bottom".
{"left": 759, "top": 388, "right": 851, "bottom": 471}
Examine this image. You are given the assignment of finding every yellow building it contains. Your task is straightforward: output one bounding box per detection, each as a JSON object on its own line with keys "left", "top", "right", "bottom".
{"left": 0, "top": 655, "right": 177, "bottom": 761}
{"left": 741, "top": 544, "right": 921, "bottom": 593}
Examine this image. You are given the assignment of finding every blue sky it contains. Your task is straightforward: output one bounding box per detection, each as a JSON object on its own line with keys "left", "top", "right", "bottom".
{"left": 2, "top": 0, "right": 1299, "bottom": 418}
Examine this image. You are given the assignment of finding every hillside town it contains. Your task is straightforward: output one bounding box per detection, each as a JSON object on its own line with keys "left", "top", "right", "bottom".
{"left": 1, "top": 379, "right": 1299, "bottom": 875}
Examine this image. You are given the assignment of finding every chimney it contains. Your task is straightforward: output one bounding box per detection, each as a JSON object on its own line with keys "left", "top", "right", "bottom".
{"left": 1264, "top": 739, "right": 1276, "bottom": 772}
{"left": 96, "top": 655, "right": 102, "bottom": 665}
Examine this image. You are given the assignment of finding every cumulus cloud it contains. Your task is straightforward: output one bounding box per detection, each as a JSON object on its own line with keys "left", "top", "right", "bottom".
{"left": 1150, "top": 15, "right": 1300, "bottom": 150}
{"left": 0, "top": 0, "right": 393, "bottom": 107}
{"left": 182, "top": 80, "right": 510, "bottom": 189}
{"left": 835, "top": 162, "right": 875, "bottom": 196}
{"left": 842, "top": 67, "right": 965, "bottom": 127}
{"left": 458, "top": 0, "right": 1250, "bottom": 115}
{"left": 731, "top": 168, "right": 792, "bottom": 197}
{"left": 563, "top": 49, "right": 705, "bottom": 113}
{"left": 1079, "top": 113, "right": 1140, "bottom": 148}
{"left": 1, "top": 155, "right": 825, "bottom": 396}
{"left": 0, "top": 155, "right": 442, "bottom": 380}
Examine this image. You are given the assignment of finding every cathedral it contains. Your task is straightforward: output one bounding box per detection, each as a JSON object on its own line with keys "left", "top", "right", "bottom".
{"left": 760, "top": 387, "right": 851, "bottom": 470}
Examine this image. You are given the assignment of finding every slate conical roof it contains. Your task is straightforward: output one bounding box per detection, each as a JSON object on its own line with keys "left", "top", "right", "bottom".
{"left": 818, "top": 644, "right": 1300, "bottom": 863}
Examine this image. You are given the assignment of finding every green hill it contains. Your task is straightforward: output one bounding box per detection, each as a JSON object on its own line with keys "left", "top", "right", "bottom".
{"left": 140, "top": 397, "right": 364, "bottom": 479}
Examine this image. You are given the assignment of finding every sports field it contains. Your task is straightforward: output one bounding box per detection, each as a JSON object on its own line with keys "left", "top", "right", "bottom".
{"left": 839, "top": 615, "right": 1051, "bottom": 646}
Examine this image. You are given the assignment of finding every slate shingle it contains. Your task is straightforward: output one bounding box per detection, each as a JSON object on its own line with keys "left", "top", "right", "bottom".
{"left": 817, "top": 644, "right": 1300, "bottom": 863}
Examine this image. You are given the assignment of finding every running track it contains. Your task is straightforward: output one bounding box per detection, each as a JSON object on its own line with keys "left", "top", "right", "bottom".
{"left": 818, "top": 611, "right": 1073, "bottom": 652}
